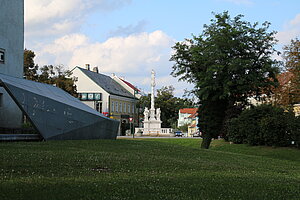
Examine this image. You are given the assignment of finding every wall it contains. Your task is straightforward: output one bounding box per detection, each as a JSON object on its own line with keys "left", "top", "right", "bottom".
{"left": 0, "top": 0, "right": 24, "bottom": 128}
{"left": 177, "top": 112, "right": 192, "bottom": 127}
{"left": 110, "top": 94, "right": 136, "bottom": 121}
{"left": 72, "top": 67, "right": 110, "bottom": 113}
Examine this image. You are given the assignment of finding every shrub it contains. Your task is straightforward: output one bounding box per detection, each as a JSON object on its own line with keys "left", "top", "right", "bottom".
{"left": 227, "top": 104, "right": 300, "bottom": 147}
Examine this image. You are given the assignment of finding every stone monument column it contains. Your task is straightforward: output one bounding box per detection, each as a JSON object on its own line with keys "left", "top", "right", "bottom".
{"left": 142, "top": 69, "right": 163, "bottom": 136}
{"left": 149, "top": 69, "right": 156, "bottom": 120}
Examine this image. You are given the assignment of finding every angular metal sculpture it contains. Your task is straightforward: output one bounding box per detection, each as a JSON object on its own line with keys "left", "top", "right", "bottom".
{"left": 0, "top": 73, "right": 119, "bottom": 140}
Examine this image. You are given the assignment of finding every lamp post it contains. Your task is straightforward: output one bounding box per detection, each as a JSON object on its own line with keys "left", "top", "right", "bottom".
{"left": 132, "top": 88, "right": 138, "bottom": 138}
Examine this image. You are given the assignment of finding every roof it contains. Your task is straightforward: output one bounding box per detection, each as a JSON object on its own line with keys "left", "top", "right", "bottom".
{"left": 189, "top": 124, "right": 197, "bottom": 128}
{"left": 78, "top": 67, "right": 135, "bottom": 98}
{"left": 179, "top": 108, "right": 198, "bottom": 114}
{"left": 121, "top": 79, "right": 140, "bottom": 92}
{"left": 188, "top": 111, "right": 198, "bottom": 118}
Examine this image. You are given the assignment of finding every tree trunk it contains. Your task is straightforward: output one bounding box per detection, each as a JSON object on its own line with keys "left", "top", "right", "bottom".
{"left": 201, "top": 133, "right": 212, "bottom": 149}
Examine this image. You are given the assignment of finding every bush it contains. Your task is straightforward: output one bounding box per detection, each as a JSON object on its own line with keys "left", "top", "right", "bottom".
{"left": 228, "top": 104, "right": 300, "bottom": 147}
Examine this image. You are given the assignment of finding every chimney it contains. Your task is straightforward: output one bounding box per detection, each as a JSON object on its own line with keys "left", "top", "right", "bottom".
{"left": 85, "top": 64, "right": 90, "bottom": 70}
{"left": 111, "top": 73, "right": 115, "bottom": 78}
{"left": 93, "top": 66, "right": 99, "bottom": 73}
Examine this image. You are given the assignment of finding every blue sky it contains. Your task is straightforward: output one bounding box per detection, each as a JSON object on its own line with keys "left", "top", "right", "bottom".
{"left": 24, "top": 0, "right": 300, "bottom": 96}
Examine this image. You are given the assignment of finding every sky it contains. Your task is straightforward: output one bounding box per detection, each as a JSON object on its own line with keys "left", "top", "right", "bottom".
{"left": 24, "top": 0, "right": 300, "bottom": 96}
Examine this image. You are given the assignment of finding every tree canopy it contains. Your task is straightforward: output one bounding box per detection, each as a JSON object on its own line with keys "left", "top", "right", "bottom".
{"left": 170, "top": 11, "right": 280, "bottom": 148}
{"left": 23, "top": 49, "right": 77, "bottom": 96}
{"left": 283, "top": 38, "right": 300, "bottom": 105}
{"left": 273, "top": 38, "right": 300, "bottom": 109}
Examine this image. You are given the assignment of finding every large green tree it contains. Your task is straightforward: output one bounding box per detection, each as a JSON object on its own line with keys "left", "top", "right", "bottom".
{"left": 170, "top": 11, "right": 280, "bottom": 148}
{"left": 137, "top": 86, "right": 195, "bottom": 128}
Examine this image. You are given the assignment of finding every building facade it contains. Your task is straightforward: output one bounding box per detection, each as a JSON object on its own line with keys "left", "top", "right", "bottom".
{"left": 177, "top": 108, "right": 198, "bottom": 137}
{"left": 0, "top": 0, "right": 24, "bottom": 128}
{"left": 71, "top": 66, "right": 138, "bottom": 134}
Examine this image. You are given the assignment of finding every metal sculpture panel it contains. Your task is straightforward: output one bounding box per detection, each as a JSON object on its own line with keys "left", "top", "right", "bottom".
{"left": 0, "top": 73, "right": 119, "bottom": 140}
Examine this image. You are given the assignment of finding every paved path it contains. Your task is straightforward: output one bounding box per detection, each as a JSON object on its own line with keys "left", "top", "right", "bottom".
{"left": 117, "top": 136, "right": 202, "bottom": 139}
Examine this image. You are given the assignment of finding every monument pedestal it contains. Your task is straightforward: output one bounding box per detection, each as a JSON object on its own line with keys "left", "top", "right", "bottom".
{"left": 143, "top": 120, "right": 162, "bottom": 136}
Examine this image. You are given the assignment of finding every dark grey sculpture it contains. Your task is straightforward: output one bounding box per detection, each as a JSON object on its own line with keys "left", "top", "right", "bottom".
{"left": 0, "top": 73, "right": 119, "bottom": 140}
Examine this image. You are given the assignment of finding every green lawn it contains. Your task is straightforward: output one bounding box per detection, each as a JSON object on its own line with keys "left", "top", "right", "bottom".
{"left": 0, "top": 138, "right": 300, "bottom": 200}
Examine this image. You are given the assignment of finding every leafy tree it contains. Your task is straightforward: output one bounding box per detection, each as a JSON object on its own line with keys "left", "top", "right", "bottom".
{"left": 273, "top": 38, "right": 300, "bottom": 110}
{"left": 24, "top": 49, "right": 38, "bottom": 80}
{"left": 137, "top": 86, "right": 195, "bottom": 128}
{"left": 170, "top": 11, "right": 280, "bottom": 148}
{"left": 178, "top": 123, "right": 189, "bottom": 133}
{"left": 285, "top": 38, "right": 300, "bottom": 106}
{"left": 23, "top": 50, "right": 77, "bottom": 96}
{"left": 228, "top": 104, "right": 299, "bottom": 147}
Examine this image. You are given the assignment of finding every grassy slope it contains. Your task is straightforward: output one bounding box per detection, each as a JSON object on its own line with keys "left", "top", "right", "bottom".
{"left": 0, "top": 138, "right": 300, "bottom": 200}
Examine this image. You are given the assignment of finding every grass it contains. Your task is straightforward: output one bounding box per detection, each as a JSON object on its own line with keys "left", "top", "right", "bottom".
{"left": 0, "top": 138, "right": 300, "bottom": 200}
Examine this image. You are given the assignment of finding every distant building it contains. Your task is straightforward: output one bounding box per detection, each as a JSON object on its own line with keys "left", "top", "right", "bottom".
{"left": 71, "top": 65, "right": 139, "bottom": 134}
{"left": 0, "top": 0, "right": 24, "bottom": 128}
{"left": 187, "top": 111, "right": 199, "bottom": 137}
{"left": 177, "top": 108, "right": 198, "bottom": 127}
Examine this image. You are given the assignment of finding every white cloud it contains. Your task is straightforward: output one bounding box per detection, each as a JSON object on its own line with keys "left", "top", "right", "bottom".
{"left": 33, "top": 30, "right": 192, "bottom": 94}
{"left": 36, "top": 30, "right": 175, "bottom": 74}
{"left": 24, "top": 0, "right": 131, "bottom": 38}
{"left": 276, "top": 13, "right": 300, "bottom": 45}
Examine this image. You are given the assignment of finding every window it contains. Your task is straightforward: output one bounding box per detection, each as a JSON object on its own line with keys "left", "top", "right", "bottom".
{"left": 0, "top": 49, "right": 4, "bottom": 64}
{"left": 88, "top": 93, "right": 94, "bottom": 100}
{"left": 124, "top": 103, "right": 126, "bottom": 113}
{"left": 116, "top": 102, "right": 119, "bottom": 113}
{"left": 111, "top": 102, "right": 114, "bottom": 112}
{"left": 95, "top": 102, "right": 102, "bottom": 113}
{"left": 79, "top": 93, "right": 102, "bottom": 101}
{"left": 120, "top": 103, "right": 122, "bottom": 113}
{"left": 128, "top": 104, "right": 131, "bottom": 113}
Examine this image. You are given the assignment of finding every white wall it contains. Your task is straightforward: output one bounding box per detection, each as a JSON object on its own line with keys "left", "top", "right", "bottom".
{"left": 72, "top": 67, "right": 110, "bottom": 112}
{"left": 0, "top": 0, "right": 24, "bottom": 128}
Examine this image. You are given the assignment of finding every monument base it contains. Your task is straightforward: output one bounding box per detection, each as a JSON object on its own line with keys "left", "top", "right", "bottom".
{"left": 143, "top": 120, "right": 162, "bottom": 136}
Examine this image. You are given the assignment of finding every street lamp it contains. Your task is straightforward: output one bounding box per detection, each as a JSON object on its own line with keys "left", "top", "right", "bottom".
{"left": 132, "top": 88, "right": 139, "bottom": 138}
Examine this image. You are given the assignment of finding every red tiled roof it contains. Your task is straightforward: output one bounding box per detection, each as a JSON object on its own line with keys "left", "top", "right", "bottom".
{"left": 189, "top": 124, "right": 197, "bottom": 128}
{"left": 121, "top": 79, "right": 140, "bottom": 92}
{"left": 188, "top": 112, "right": 198, "bottom": 118}
{"left": 179, "top": 108, "right": 198, "bottom": 114}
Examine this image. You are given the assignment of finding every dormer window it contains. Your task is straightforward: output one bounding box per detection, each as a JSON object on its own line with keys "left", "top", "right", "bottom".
{"left": 0, "top": 49, "right": 4, "bottom": 64}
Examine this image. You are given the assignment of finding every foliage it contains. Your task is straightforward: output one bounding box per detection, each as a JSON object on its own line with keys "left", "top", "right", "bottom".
{"left": 24, "top": 49, "right": 38, "bottom": 80}
{"left": 137, "top": 86, "right": 195, "bottom": 128}
{"left": 228, "top": 104, "right": 300, "bottom": 147}
{"left": 170, "top": 11, "right": 280, "bottom": 148}
{"left": 23, "top": 49, "right": 77, "bottom": 96}
{"left": 274, "top": 38, "right": 300, "bottom": 108}
{"left": 1, "top": 139, "right": 300, "bottom": 200}
{"left": 178, "top": 123, "right": 189, "bottom": 132}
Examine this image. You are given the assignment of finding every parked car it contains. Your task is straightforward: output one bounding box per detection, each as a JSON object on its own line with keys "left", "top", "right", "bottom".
{"left": 191, "top": 131, "right": 201, "bottom": 137}
{"left": 174, "top": 131, "right": 183, "bottom": 137}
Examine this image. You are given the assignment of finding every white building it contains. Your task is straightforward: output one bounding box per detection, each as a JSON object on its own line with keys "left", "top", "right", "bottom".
{"left": 111, "top": 74, "right": 142, "bottom": 99}
{"left": 71, "top": 66, "right": 139, "bottom": 133}
{"left": 177, "top": 108, "right": 198, "bottom": 127}
{"left": 0, "top": 0, "right": 24, "bottom": 128}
